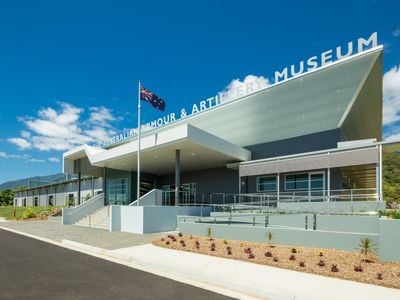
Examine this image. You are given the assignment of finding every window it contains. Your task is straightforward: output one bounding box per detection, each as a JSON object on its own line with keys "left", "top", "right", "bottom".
{"left": 23, "top": 198, "right": 26, "bottom": 207}
{"left": 34, "top": 197, "right": 39, "bottom": 206}
{"left": 106, "top": 178, "right": 128, "bottom": 205}
{"left": 48, "top": 195, "right": 54, "bottom": 206}
{"left": 256, "top": 176, "right": 277, "bottom": 192}
{"left": 285, "top": 172, "right": 325, "bottom": 192}
{"left": 181, "top": 183, "right": 196, "bottom": 203}
{"left": 310, "top": 173, "right": 324, "bottom": 190}
{"left": 285, "top": 173, "right": 309, "bottom": 191}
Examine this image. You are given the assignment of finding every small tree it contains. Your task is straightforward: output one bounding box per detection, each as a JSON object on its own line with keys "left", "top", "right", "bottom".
{"left": 206, "top": 227, "right": 213, "bottom": 240}
{"left": 266, "top": 231, "right": 275, "bottom": 248}
{"left": 358, "top": 237, "right": 377, "bottom": 261}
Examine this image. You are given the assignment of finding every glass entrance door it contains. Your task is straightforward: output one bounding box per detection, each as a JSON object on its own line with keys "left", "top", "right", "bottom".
{"left": 107, "top": 178, "right": 128, "bottom": 205}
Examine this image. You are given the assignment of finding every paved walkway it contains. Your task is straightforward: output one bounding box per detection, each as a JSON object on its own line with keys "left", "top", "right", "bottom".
{"left": 1, "top": 221, "right": 400, "bottom": 300}
{"left": 0, "top": 220, "right": 166, "bottom": 249}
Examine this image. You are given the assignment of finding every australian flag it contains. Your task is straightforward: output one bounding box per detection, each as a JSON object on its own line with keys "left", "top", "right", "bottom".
{"left": 140, "top": 86, "right": 166, "bottom": 111}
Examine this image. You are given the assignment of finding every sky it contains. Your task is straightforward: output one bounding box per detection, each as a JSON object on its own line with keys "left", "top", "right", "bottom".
{"left": 0, "top": 0, "right": 400, "bottom": 183}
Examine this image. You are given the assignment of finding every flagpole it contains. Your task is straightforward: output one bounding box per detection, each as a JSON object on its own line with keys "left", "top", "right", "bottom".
{"left": 137, "top": 80, "right": 141, "bottom": 206}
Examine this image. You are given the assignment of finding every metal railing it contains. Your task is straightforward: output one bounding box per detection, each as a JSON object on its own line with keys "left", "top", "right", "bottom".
{"left": 159, "top": 188, "right": 378, "bottom": 209}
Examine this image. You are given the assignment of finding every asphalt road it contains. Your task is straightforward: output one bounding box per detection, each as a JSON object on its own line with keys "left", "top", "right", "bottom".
{"left": 0, "top": 229, "right": 234, "bottom": 300}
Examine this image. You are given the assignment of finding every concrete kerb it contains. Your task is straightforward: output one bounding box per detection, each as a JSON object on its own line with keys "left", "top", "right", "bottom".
{"left": 62, "top": 239, "right": 274, "bottom": 300}
{"left": 0, "top": 225, "right": 257, "bottom": 300}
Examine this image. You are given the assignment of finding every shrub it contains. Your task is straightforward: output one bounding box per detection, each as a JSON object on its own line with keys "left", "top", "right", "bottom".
{"left": 244, "top": 247, "right": 252, "bottom": 254}
{"left": 178, "top": 232, "right": 183, "bottom": 237}
{"left": 273, "top": 257, "right": 278, "bottom": 262}
{"left": 317, "top": 259, "right": 325, "bottom": 267}
{"left": 358, "top": 238, "right": 377, "bottom": 260}
{"left": 227, "top": 246, "right": 232, "bottom": 255}
{"left": 291, "top": 248, "right": 297, "bottom": 254}
{"left": 289, "top": 254, "right": 296, "bottom": 261}
{"left": 264, "top": 251, "right": 272, "bottom": 257}
{"left": 377, "top": 272, "right": 383, "bottom": 280}
{"left": 206, "top": 227, "right": 213, "bottom": 240}
{"left": 299, "top": 261, "right": 305, "bottom": 268}
{"left": 210, "top": 243, "right": 216, "bottom": 251}
{"left": 319, "top": 251, "right": 323, "bottom": 257}
{"left": 331, "top": 264, "right": 339, "bottom": 272}
{"left": 266, "top": 232, "right": 275, "bottom": 247}
{"left": 189, "top": 235, "right": 193, "bottom": 239}
{"left": 223, "top": 239, "right": 228, "bottom": 245}
{"left": 22, "top": 208, "right": 37, "bottom": 219}
{"left": 354, "top": 265, "right": 363, "bottom": 272}
{"left": 160, "top": 238, "right": 165, "bottom": 242}
{"left": 179, "top": 240, "right": 185, "bottom": 244}
{"left": 166, "top": 241, "right": 170, "bottom": 245}
{"left": 248, "top": 253, "right": 255, "bottom": 259}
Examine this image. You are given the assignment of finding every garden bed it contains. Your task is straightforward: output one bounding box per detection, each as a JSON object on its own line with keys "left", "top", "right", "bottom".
{"left": 153, "top": 233, "right": 400, "bottom": 289}
{"left": 0, "top": 206, "right": 61, "bottom": 220}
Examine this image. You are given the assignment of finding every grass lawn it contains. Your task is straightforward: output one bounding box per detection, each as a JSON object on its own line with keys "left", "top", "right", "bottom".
{"left": 0, "top": 206, "right": 61, "bottom": 220}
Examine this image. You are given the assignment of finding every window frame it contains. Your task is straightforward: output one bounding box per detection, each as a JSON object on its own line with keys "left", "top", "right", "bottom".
{"left": 284, "top": 171, "right": 325, "bottom": 193}
{"left": 256, "top": 175, "right": 277, "bottom": 192}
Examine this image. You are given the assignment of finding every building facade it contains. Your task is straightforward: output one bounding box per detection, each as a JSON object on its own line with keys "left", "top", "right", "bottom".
{"left": 61, "top": 42, "right": 397, "bottom": 207}
{"left": 13, "top": 177, "right": 103, "bottom": 207}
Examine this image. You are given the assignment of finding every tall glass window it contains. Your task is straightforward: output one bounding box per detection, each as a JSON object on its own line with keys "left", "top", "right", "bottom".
{"left": 256, "top": 176, "right": 277, "bottom": 192}
{"left": 107, "top": 178, "right": 128, "bottom": 205}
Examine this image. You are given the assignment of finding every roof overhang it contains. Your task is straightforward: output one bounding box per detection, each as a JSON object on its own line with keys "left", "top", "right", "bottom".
{"left": 63, "top": 124, "right": 251, "bottom": 175}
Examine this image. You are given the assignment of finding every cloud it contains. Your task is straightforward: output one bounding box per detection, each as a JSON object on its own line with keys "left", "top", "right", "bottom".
{"left": 48, "top": 157, "right": 60, "bottom": 163}
{"left": 383, "top": 65, "right": 400, "bottom": 125}
{"left": 88, "top": 106, "right": 116, "bottom": 126}
{"left": 384, "top": 132, "right": 400, "bottom": 141}
{"left": 8, "top": 102, "right": 122, "bottom": 152}
{"left": 393, "top": 28, "right": 400, "bottom": 37}
{"left": 0, "top": 152, "right": 45, "bottom": 163}
{"left": 29, "top": 158, "right": 45, "bottom": 163}
{"left": 219, "top": 75, "right": 270, "bottom": 103}
{"left": 7, "top": 138, "right": 31, "bottom": 150}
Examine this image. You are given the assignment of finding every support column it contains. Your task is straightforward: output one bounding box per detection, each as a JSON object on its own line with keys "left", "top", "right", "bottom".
{"left": 77, "top": 172, "right": 81, "bottom": 206}
{"left": 175, "top": 149, "right": 180, "bottom": 206}
{"left": 327, "top": 168, "right": 331, "bottom": 202}
{"left": 91, "top": 176, "right": 94, "bottom": 197}
{"left": 102, "top": 167, "right": 107, "bottom": 205}
{"left": 276, "top": 173, "right": 280, "bottom": 202}
{"left": 377, "top": 144, "right": 383, "bottom": 202}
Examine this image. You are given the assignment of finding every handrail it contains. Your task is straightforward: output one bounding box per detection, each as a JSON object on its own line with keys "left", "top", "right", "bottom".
{"left": 62, "top": 194, "right": 104, "bottom": 225}
{"left": 129, "top": 189, "right": 163, "bottom": 206}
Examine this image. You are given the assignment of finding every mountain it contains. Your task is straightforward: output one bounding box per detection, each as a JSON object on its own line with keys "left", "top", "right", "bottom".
{"left": 0, "top": 173, "right": 70, "bottom": 191}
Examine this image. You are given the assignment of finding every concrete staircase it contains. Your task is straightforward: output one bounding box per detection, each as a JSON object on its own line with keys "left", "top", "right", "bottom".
{"left": 74, "top": 206, "right": 109, "bottom": 230}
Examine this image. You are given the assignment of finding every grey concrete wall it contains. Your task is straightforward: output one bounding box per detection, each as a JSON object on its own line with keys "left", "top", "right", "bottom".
{"left": 379, "top": 219, "right": 400, "bottom": 262}
{"left": 208, "top": 212, "right": 379, "bottom": 233}
{"left": 110, "top": 205, "right": 212, "bottom": 234}
{"left": 318, "top": 215, "right": 379, "bottom": 234}
{"left": 277, "top": 201, "right": 386, "bottom": 213}
{"left": 244, "top": 129, "right": 342, "bottom": 160}
{"left": 178, "top": 221, "right": 378, "bottom": 253}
